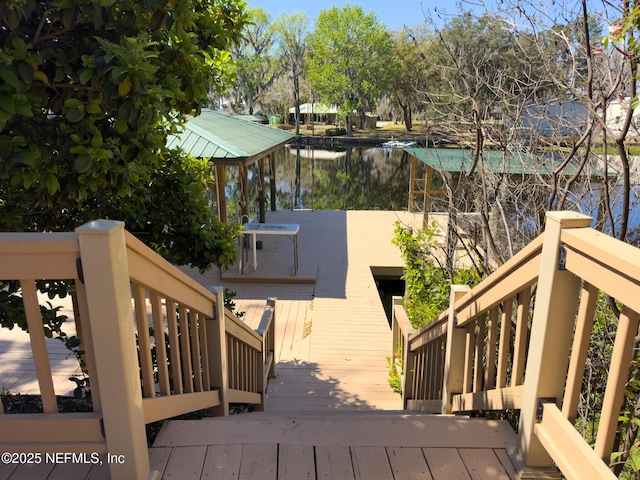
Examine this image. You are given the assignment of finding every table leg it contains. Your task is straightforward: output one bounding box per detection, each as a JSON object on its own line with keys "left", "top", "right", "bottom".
{"left": 291, "top": 234, "right": 298, "bottom": 276}
{"left": 252, "top": 233, "right": 257, "bottom": 270}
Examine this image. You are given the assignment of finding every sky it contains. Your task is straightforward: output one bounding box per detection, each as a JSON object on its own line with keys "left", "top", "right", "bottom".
{"left": 243, "top": 0, "right": 467, "bottom": 31}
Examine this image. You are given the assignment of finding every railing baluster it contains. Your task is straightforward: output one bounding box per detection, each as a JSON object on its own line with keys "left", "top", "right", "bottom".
{"left": 485, "top": 307, "right": 499, "bottom": 390}
{"left": 166, "top": 299, "right": 183, "bottom": 394}
{"left": 150, "top": 292, "right": 170, "bottom": 396}
{"left": 594, "top": 307, "right": 640, "bottom": 462}
{"left": 463, "top": 324, "right": 474, "bottom": 394}
{"left": 511, "top": 288, "right": 531, "bottom": 387}
{"left": 474, "top": 316, "right": 485, "bottom": 393}
{"left": 190, "top": 309, "right": 203, "bottom": 392}
{"left": 562, "top": 282, "right": 598, "bottom": 423}
{"left": 20, "top": 280, "right": 58, "bottom": 413}
{"left": 497, "top": 298, "right": 513, "bottom": 389}
{"left": 133, "top": 285, "right": 154, "bottom": 398}
{"left": 178, "top": 304, "right": 194, "bottom": 393}
{"left": 199, "top": 313, "right": 211, "bottom": 391}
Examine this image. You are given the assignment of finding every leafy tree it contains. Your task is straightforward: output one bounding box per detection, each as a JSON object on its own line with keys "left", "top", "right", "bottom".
{"left": 0, "top": 0, "right": 247, "bottom": 271}
{"left": 306, "top": 5, "right": 394, "bottom": 134}
{"left": 229, "top": 7, "right": 278, "bottom": 115}
{"left": 389, "top": 26, "right": 431, "bottom": 131}
{"left": 272, "top": 11, "right": 308, "bottom": 134}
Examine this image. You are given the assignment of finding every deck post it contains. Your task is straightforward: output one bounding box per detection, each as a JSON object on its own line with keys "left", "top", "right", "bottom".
{"left": 515, "top": 211, "right": 592, "bottom": 475}
{"left": 392, "top": 297, "right": 416, "bottom": 408}
{"left": 207, "top": 287, "right": 229, "bottom": 416}
{"left": 441, "top": 285, "right": 471, "bottom": 414}
{"left": 266, "top": 297, "right": 277, "bottom": 379}
{"left": 76, "top": 220, "right": 155, "bottom": 480}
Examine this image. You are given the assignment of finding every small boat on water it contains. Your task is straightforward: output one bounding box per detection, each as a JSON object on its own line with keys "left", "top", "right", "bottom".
{"left": 381, "top": 140, "right": 417, "bottom": 148}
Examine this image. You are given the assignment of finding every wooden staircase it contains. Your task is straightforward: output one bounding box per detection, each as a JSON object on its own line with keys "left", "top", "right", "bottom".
{"left": 150, "top": 411, "right": 520, "bottom": 479}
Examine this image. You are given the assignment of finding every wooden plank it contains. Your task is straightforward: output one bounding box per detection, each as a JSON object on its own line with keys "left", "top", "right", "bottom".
{"left": 315, "top": 445, "right": 355, "bottom": 480}
{"left": 126, "top": 232, "right": 216, "bottom": 315}
{"left": 0, "top": 413, "right": 105, "bottom": 445}
{"left": 511, "top": 288, "right": 531, "bottom": 387}
{"left": 227, "top": 389, "right": 261, "bottom": 404}
{"left": 7, "top": 462, "right": 54, "bottom": 480}
{"left": 163, "top": 446, "right": 207, "bottom": 480}
{"left": 452, "top": 386, "right": 524, "bottom": 412}
{"left": 387, "top": 447, "right": 433, "bottom": 480}
{"left": 166, "top": 299, "right": 184, "bottom": 395}
{"left": 496, "top": 299, "right": 513, "bottom": 389}
{"left": 84, "top": 462, "right": 111, "bottom": 480}
{"left": 278, "top": 444, "right": 315, "bottom": 480}
{"left": 201, "top": 445, "right": 242, "bottom": 480}
{"left": 148, "top": 447, "right": 172, "bottom": 476}
{"left": 534, "top": 402, "right": 616, "bottom": 480}
{"left": 493, "top": 449, "right": 520, "bottom": 480}
{"left": 423, "top": 448, "right": 471, "bottom": 480}
{"left": 143, "top": 390, "right": 220, "bottom": 424}
{"left": 239, "top": 444, "right": 277, "bottom": 480}
{"left": 563, "top": 282, "right": 598, "bottom": 422}
{"left": 150, "top": 291, "right": 170, "bottom": 396}
{"left": 0, "top": 463, "right": 17, "bottom": 480}
{"left": 561, "top": 228, "right": 640, "bottom": 312}
{"left": 154, "top": 414, "right": 517, "bottom": 449}
{"left": 458, "top": 448, "right": 511, "bottom": 480}
{"left": 20, "top": 280, "right": 57, "bottom": 413}
{"left": 133, "top": 284, "right": 155, "bottom": 399}
{"left": 351, "top": 446, "right": 393, "bottom": 480}
{"left": 46, "top": 462, "right": 93, "bottom": 480}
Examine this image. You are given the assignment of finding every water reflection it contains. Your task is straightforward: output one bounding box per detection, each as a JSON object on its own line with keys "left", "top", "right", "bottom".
{"left": 224, "top": 146, "right": 411, "bottom": 221}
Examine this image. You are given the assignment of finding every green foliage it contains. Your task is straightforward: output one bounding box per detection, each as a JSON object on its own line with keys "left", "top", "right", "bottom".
{"left": 230, "top": 7, "right": 278, "bottom": 114}
{"left": 387, "top": 349, "right": 403, "bottom": 395}
{"left": 306, "top": 5, "right": 393, "bottom": 129}
{"left": 392, "top": 221, "right": 480, "bottom": 329}
{"left": 0, "top": 280, "right": 90, "bottom": 400}
{"left": 0, "top": 0, "right": 247, "bottom": 271}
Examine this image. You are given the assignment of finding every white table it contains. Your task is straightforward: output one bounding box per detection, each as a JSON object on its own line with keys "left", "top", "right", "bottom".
{"left": 241, "top": 223, "right": 300, "bottom": 275}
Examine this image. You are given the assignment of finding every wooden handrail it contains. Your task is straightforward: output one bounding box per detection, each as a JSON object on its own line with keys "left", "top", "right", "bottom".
{"left": 402, "top": 230, "right": 543, "bottom": 415}
{"left": 454, "top": 234, "right": 543, "bottom": 326}
{"left": 0, "top": 220, "right": 277, "bottom": 479}
{"left": 399, "top": 210, "right": 640, "bottom": 479}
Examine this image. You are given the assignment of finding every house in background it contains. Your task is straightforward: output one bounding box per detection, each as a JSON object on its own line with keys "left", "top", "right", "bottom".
{"left": 288, "top": 103, "right": 338, "bottom": 125}
{"left": 519, "top": 98, "right": 588, "bottom": 136}
{"left": 605, "top": 96, "right": 640, "bottom": 136}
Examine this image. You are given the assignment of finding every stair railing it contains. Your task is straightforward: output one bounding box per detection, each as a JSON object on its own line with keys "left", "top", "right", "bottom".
{"left": 0, "top": 219, "right": 276, "bottom": 479}
{"left": 396, "top": 211, "right": 640, "bottom": 479}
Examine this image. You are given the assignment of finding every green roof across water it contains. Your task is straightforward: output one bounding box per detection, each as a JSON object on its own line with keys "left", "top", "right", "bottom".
{"left": 167, "top": 110, "right": 295, "bottom": 166}
{"left": 403, "top": 147, "right": 599, "bottom": 177}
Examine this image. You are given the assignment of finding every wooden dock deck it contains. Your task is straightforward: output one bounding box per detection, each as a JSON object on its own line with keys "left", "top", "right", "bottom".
{"left": 150, "top": 210, "right": 520, "bottom": 479}
{"left": 150, "top": 412, "right": 520, "bottom": 480}
{"left": 182, "top": 210, "right": 433, "bottom": 412}
{"left": 0, "top": 210, "right": 520, "bottom": 479}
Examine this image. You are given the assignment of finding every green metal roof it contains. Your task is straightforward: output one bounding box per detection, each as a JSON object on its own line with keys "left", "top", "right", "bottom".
{"left": 404, "top": 147, "right": 564, "bottom": 175}
{"left": 403, "top": 147, "right": 598, "bottom": 177}
{"left": 167, "top": 110, "right": 295, "bottom": 166}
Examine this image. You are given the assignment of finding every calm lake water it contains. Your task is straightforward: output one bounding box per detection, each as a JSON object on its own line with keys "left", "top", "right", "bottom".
{"left": 222, "top": 146, "right": 640, "bottom": 234}
{"left": 224, "top": 146, "right": 412, "bottom": 220}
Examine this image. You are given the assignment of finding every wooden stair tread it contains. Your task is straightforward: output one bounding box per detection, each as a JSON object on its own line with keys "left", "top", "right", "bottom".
{"left": 153, "top": 411, "right": 517, "bottom": 449}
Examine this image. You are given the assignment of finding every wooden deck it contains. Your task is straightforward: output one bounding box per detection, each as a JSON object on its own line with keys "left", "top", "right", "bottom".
{"left": 0, "top": 210, "right": 519, "bottom": 479}
{"left": 150, "top": 412, "right": 520, "bottom": 480}
{"left": 182, "top": 210, "right": 436, "bottom": 412}
{"left": 152, "top": 210, "right": 520, "bottom": 479}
